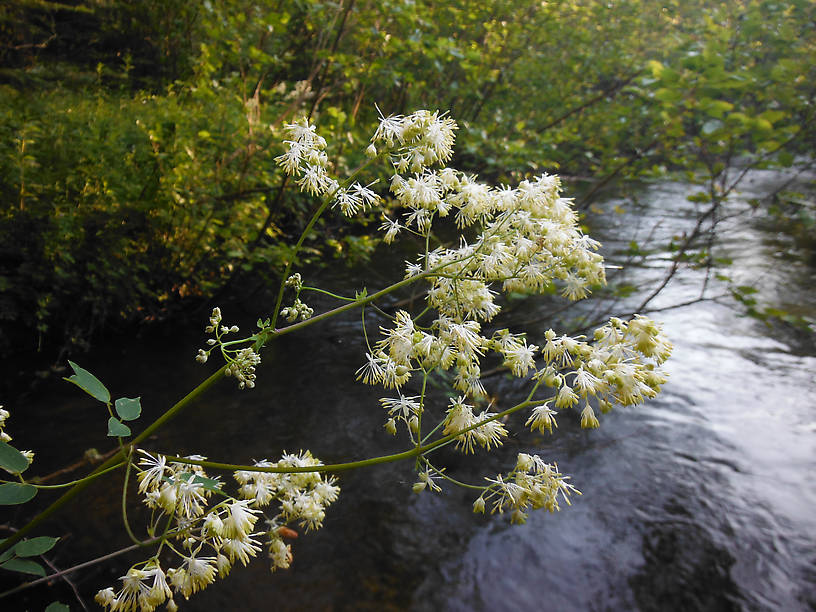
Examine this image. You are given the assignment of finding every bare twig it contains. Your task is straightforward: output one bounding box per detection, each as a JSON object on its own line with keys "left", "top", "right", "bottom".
{"left": 0, "top": 537, "right": 162, "bottom": 600}
{"left": 40, "top": 551, "right": 90, "bottom": 612}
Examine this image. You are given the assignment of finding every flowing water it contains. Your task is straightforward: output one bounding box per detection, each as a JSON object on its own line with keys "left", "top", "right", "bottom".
{"left": 4, "top": 174, "right": 815, "bottom": 611}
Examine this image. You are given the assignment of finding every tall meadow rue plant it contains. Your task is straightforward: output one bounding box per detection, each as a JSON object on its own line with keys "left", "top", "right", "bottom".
{"left": 0, "top": 109, "right": 672, "bottom": 610}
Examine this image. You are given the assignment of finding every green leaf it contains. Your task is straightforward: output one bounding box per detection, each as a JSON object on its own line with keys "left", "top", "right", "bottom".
{"left": 14, "top": 536, "right": 59, "bottom": 557}
{"left": 45, "top": 603, "right": 70, "bottom": 612}
{"left": 0, "top": 483, "right": 37, "bottom": 505}
{"left": 655, "top": 87, "right": 682, "bottom": 103}
{"left": 702, "top": 99, "right": 734, "bottom": 118}
{"left": 687, "top": 191, "right": 711, "bottom": 203}
{"left": 171, "top": 471, "right": 222, "bottom": 493}
{"left": 0, "top": 558, "right": 46, "bottom": 576}
{"left": 107, "top": 418, "right": 131, "bottom": 438}
{"left": 0, "top": 540, "right": 14, "bottom": 563}
{"left": 0, "top": 441, "right": 30, "bottom": 474}
{"left": 65, "top": 361, "right": 110, "bottom": 403}
{"left": 647, "top": 59, "right": 664, "bottom": 78}
{"left": 114, "top": 397, "right": 141, "bottom": 421}
{"left": 778, "top": 151, "right": 794, "bottom": 167}
{"left": 192, "top": 474, "right": 222, "bottom": 493}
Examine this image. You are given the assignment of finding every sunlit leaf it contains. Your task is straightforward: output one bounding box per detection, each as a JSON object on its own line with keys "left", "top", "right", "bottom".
{"left": 107, "top": 418, "right": 131, "bottom": 438}
{"left": 647, "top": 59, "right": 664, "bottom": 78}
{"left": 114, "top": 397, "right": 141, "bottom": 421}
{"left": 65, "top": 361, "right": 110, "bottom": 403}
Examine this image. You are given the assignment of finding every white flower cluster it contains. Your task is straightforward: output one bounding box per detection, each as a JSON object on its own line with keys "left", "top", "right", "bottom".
{"left": 96, "top": 450, "right": 338, "bottom": 611}
{"left": 441, "top": 396, "right": 507, "bottom": 453}
{"left": 0, "top": 405, "right": 11, "bottom": 443}
{"left": 391, "top": 169, "right": 606, "bottom": 305}
{"left": 189, "top": 109, "right": 671, "bottom": 545}
{"left": 528, "top": 315, "right": 672, "bottom": 432}
{"left": 342, "top": 110, "right": 671, "bottom": 521}
{"left": 279, "top": 298, "right": 313, "bottom": 323}
{"left": 275, "top": 118, "right": 380, "bottom": 216}
{"left": 195, "top": 307, "right": 239, "bottom": 364}
{"left": 364, "top": 308, "right": 671, "bottom": 444}
{"left": 235, "top": 451, "right": 339, "bottom": 535}
{"left": 371, "top": 109, "right": 458, "bottom": 173}
{"left": 280, "top": 273, "right": 314, "bottom": 323}
{"left": 358, "top": 310, "right": 494, "bottom": 397}
{"left": 274, "top": 118, "right": 333, "bottom": 195}
{"left": 224, "top": 347, "right": 261, "bottom": 390}
{"left": 195, "top": 307, "right": 261, "bottom": 390}
{"left": 473, "top": 453, "right": 581, "bottom": 524}
{"left": 284, "top": 273, "right": 303, "bottom": 291}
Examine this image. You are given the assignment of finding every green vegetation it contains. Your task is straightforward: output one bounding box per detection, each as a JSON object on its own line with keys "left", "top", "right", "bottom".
{"left": 1, "top": 0, "right": 814, "bottom": 361}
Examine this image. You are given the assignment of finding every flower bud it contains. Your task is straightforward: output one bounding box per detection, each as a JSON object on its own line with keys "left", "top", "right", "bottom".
{"left": 95, "top": 588, "right": 115, "bottom": 606}
{"left": 158, "top": 485, "right": 177, "bottom": 512}
{"left": 216, "top": 554, "right": 232, "bottom": 578}
{"left": 516, "top": 453, "right": 534, "bottom": 473}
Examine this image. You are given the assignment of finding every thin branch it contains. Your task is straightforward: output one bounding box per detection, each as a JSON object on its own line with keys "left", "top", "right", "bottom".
{"left": 571, "top": 295, "right": 722, "bottom": 337}
{"left": 0, "top": 537, "right": 162, "bottom": 600}
{"left": 540, "top": 71, "right": 643, "bottom": 133}
{"left": 39, "top": 551, "right": 90, "bottom": 612}
{"left": 30, "top": 447, "right": 119, "bottom": 485}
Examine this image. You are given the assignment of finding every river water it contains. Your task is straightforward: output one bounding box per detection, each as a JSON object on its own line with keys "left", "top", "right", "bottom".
{"left": 4, "top": 174, "right": 815, "bottom": 611}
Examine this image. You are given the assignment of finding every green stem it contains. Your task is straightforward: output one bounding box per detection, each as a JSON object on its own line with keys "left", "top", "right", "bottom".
{"left": 121, "top": 450, "right": 141, "bottom": 545}
{"left": 413, "top": 370, "right": 429, "bottom": 459}
{"left": 158, "top": 398, "right": 542, "bottom": 475}
{"left": 22, "top": 462, "right": 127, "bottom": 489}
{"left": 219, "top": 336, "right": 260, "bottom": 350}
{"left": 361, "top": 302, "right": 372, "bottom": 352}
{"left": 270, "top": 196, "right": 335, "bottom": 330}
{"left": 271, "top": 270, "right": 436, "bottom": 338}
{"left": 301, "top": 286, "right": 357, "bottom": 302}
{"left": 269, "top": 155, "right": 381, "bottom": 330}
{"left": 0, "top": 364, "right": 228, "bottom": 556}
{"left": 422, "top": 458, "right": 486, "bottom": 491}
{"left": 420, "top": 418, "right": 446, "bottom": 444}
